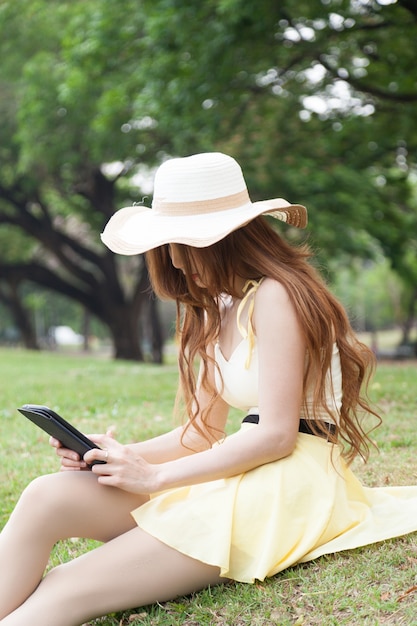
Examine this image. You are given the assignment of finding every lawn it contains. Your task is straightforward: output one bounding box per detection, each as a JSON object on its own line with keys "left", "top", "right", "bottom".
{"left": 0, "top": 348, "right": 416, "bottom": 625}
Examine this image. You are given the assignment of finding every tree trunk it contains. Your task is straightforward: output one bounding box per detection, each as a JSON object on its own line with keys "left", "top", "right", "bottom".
{"left": 0, "top": 280, "right": 39, "bottom": 350}
{"left": 400, "top": 288, "right": 417, "bottom": 348}
{"left": 104, "top": 273, "right": 164, "bottom": 362}
{"left": 14, "top": 301, "right": 39, "bottom": 350}
{"left": 81, "top": 308, "right": 89, "bottom": 351}
{"left": 106, "top": 303, "right": 144, "bottom": 361}
{"left": 149, "top": 295, "right": 163, "bottom": 364}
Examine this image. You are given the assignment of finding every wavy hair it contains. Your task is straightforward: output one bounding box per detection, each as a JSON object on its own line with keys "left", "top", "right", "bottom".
{"left": 146, "top": 216, "right": 381, "bottom": 463}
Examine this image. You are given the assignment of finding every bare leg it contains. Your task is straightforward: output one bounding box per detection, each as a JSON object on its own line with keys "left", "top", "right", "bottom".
{"left": 0, "top": 471, "right": 147, "bottom": 618}
{"left": 0, "top": 526, "right": 225, "bottom": 626}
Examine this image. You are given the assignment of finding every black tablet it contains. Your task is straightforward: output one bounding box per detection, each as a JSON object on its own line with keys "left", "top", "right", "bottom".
{"left": 18, "top": 404, "right": 106, "bottom": 465}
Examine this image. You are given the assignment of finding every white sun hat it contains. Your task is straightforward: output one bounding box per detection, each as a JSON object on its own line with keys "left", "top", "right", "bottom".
{"left": 101, "top": 152, "right": 307, "bottom": 255}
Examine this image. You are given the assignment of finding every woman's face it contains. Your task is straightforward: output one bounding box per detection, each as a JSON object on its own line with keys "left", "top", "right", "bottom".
{"left": 168, "top": 244, "right": 206, "bottom": 288}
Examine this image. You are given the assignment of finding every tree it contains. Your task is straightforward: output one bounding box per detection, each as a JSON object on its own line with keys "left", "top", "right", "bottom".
{"left": 130, "top": 0, "right": 417, "bottom": 329}
{"left": 0, "top": 0, "right": 416, "bottom": 355}
{"left": 0, "top": 0, "right": 165, "bottom": 360}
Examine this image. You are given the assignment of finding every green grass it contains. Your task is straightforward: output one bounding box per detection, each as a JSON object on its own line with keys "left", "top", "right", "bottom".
{"left": 1, "top": 348, "right": 416, "bottom": 625}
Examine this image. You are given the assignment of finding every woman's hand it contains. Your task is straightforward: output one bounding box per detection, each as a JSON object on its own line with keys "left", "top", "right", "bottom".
{"left": 84, "top": 434, "right": 161, "bottom": 495}
{"left": 49, "top": 428, "right": 115, "bottom": 472}
{"left": 49, "top": 436, "right": 89, "bottom": 471}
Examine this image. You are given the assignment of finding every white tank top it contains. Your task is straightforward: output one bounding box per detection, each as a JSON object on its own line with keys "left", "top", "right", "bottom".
{"left": 214, "top": 279, "right": 342, "bottom": 423}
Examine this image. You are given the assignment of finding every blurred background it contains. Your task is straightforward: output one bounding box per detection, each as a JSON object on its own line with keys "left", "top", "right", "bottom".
{"left": 0, "top": 0, "right": 416, "bottom": 362}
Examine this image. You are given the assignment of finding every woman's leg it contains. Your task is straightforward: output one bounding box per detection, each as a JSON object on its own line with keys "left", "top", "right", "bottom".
{"left": 1, "top": 526, "right": 225, "bottom": 626}
{"left": 0, "top": 471, "right": 147, "bottom": 618}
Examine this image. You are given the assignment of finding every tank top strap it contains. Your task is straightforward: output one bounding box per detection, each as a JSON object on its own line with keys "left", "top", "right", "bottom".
{"left": 237, "top": 278, "right": 264, "bottom": 368}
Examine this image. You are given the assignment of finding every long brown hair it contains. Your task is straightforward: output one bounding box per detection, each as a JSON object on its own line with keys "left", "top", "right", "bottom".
{"left": 146, "top": 217, "right": 380, "bottom": 463}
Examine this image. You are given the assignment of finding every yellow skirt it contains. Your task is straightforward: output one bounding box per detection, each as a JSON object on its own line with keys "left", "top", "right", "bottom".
{"left": 131, "top": 425, "right": 417, "bottom": 583}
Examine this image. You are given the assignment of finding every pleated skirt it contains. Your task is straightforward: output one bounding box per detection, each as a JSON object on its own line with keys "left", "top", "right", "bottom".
{"left": 131, "top": 424, "right": 417, "bottom": 583}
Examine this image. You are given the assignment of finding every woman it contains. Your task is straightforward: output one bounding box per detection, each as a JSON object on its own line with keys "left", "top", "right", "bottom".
{"left": 1, "top": 152, "right": 417, "bottom": 625}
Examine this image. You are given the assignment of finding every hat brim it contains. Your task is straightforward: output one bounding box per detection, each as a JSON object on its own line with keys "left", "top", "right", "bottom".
{"left": 101, "top": 199, "right": 307, "bottom": 255}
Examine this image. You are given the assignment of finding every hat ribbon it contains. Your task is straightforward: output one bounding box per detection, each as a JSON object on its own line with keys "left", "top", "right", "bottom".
{"left": 152, "top": 190, "right": 250, "bottom": 216}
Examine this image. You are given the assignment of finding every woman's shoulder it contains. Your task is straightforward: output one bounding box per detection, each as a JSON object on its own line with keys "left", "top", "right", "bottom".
{"left": 255, "top": 277, "right": 291, "bottom": 305}
{"left": 253, "top": 277, "right": 300, "bottom": 334}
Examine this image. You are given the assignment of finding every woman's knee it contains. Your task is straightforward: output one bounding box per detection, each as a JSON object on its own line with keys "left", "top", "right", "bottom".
{"left": 17, "top": 473, "right": 68, "bottom": 519}
{"left": 12, "top": 471, "right": 147, "bottom": 544}
{"left": 1, "top": 473, "right": 69, "bottom": 547}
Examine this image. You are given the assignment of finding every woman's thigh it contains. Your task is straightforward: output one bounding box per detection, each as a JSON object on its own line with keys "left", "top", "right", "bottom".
{"left": 17, "top": 526, "right": 225, "bottom": 626}
{"left": 12, "top": 470, "right": 148, "bottom": 543}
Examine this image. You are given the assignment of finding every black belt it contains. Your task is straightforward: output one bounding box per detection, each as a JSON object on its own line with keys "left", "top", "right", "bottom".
{"left": 242, "top": 414, "right": 336, "bottom": 439}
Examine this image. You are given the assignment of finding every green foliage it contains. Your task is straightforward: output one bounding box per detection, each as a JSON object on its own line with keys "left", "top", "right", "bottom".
{"left": 0, "top": 0, "right": 416, "bottom": 338}
{"left": 0, "top": 227, "right": 35, "bottom": 262}
{"left": 331, "top": 256, "right": 404, "bottom": 331}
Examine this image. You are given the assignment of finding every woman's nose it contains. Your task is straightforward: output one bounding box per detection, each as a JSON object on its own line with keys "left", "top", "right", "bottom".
{"left": 168, "top": 244, "right": 183, "bottom": 270}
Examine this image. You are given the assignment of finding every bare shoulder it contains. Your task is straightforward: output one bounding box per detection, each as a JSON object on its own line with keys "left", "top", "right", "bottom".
{"left": 255, "top": 277, "right": 292, "bottom": 307}
{"left": 253, "top": 277, "right": 300, "bottom": 334}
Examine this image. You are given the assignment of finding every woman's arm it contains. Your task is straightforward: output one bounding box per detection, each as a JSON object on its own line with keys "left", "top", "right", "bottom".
{"left": 52, "top": 353, "right": 229, "bottom": 469}
{"left": 125, "top": 394, "right": 229, "bottom": 464}
{"left": 87, "top": 279, "right": 306, "bottom": 493}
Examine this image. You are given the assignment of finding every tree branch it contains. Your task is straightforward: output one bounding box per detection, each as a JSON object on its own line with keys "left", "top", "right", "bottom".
{"left": 0, "top": 262, "right": 104, "bottom": 318}
{"left": 318, "top": 55, "right": 417, "bottom": 103}
{"left": 0, "top": 182, "right": 107, "bottom": 288}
